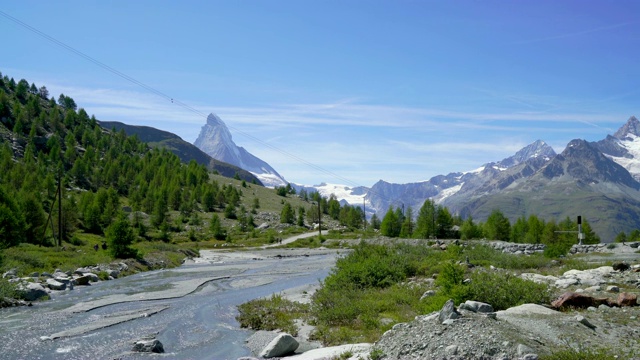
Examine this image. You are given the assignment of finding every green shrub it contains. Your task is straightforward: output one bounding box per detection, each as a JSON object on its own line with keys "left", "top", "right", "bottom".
{"left": 369, "top": 348, "right": 385, "bottom": 360}
{"left": 464, "top": 244, "right": 552, "bottom": 270}
{"left": 98, "top": 271, "right": 110, "bottom": 280}
{"left": 544, "top": 241, "right": 572, "bottom": 258}
{"left": 106, "top": 217, "right": 139, "bottom": 259}
{"left": 465, "top": 270, "right": 552, "bottom": 310}
{"left": 236, "top": 294, "right": 309, "bottom": 336}
{"left": 541, "top": 347, "right": 621, "bottom": 360}
{"left": 436, "top": 261, "right": 466, "bottom": 294}
{"left": 0, "top": 278, "right": 19, "bottom": 299}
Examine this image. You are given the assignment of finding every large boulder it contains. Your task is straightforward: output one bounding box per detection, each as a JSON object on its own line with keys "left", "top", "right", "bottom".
{"left": 74, "top": 275, "right": 91, "bottom": 286}
{"left": 459, "top": 300, "right": 494, "bottom": 313}
{"left": 617, "top": 293, "right": 638, "bottom": 307}
{"left": 45, "top": 279, "right": 66, "bottom": 291}
{"left": 259, "top": 333, "right": 299, "bottom": 358}
{"left": 21, "top": 283, "right": 48, "bottom": 301}
{"left": 551, "top": 292, "right": 610, "bottom": 310}
{"left": 438, "top": 299, "right": 461, "bottom": 323}
{"left": 83, "top": 272, "right": 100, "bottom": 282}
{"left": 132, "top": 339, "right": 164, "bottom": 353}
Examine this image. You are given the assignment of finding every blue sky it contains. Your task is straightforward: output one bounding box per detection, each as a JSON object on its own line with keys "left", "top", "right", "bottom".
{"left": 2, "top": 1, "right": 639, "bottom": 186}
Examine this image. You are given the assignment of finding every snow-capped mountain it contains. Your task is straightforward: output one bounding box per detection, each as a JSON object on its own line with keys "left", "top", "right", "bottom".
{"left": 291, "top": 182, "right": 374, "bottom": 217}
{"left": 194, "top": 113, "right": 287, "bottom": 187}
{"left": 366, "top": 140, "right": 556, "bottom": 217}
{"left": 366, "top": 117, "right": 640, "bottom": 240}
{"left": 594, "top": 116, "right": 640, "bottom": 181}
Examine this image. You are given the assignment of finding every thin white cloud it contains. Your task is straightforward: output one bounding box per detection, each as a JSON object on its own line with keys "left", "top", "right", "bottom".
{"left": 514, "top": 22, "right": 636, "bottom": 45}
{"left": 29, "top": 82, "right": 632, "bottom": 186}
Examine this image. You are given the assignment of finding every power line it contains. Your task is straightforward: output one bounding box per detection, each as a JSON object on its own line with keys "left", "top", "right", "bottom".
{"left": 0, "top": 9, "right": 403, "bottom": 205}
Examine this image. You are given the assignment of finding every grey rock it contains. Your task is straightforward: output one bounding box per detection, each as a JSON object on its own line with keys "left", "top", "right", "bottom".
{"left": 259, "top": 333, "right": 299, "bottom": 358}
{"left": 555, "top": 278, "right": 579, "bottom": 288}
{"left": 521, "top": 355, "right": 539, "bottom": 360}
{"left": 2, "top": 269, "right": 17, "bottom": 279}
{"left": 461, "top": 300, "right": 494, "bottom": 313}
{"left": 439, "top": 299, "right": 460, "bottom": 323}
{"left": 74, "top": 275, "right": 91, "bottom": 286}
{"left": 517, "top": 344, "right": 534, "bottom": 356}
{"left": 21, "top": 283, "right": 48, "bottom": 301}
{"left": 106, "top": 269, "right": 119, "bottom": 279}
{"left": 420, "top": 290, "right": 436, "bottom": 300}
{"left": 575, "top": 315, "right": 596, "bottom": 329}
{"left": 606, "top": 285, "right": 620, "bottom": 293}
{"left": 28, "top": 272, "right": 39, "bottom": 278}
{"left": 41, "top": 272, "right": 52, "bottom": 278}
{"left": 445, "top": 344, "right": 458, "bottom": 355}
{"left": 45, "top": 279, "right": 66, "bottom": 291}
{"left": 84, "top": 272, "right": 99, "bottom": 282}
{"left": 132, "top": 339, "right": 164, "bottom": 353}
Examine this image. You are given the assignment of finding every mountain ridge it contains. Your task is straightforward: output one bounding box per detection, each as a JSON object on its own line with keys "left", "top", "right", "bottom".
{"left": 365, "top": 116, "right": 640, "bottom": 241}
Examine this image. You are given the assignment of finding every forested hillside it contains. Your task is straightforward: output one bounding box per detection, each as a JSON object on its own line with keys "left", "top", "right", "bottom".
{"left": 0, "top": 71, "right": 251, "bottom": 250}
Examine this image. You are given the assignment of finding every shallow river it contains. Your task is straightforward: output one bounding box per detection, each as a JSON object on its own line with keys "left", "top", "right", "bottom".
{"left": 0, "top": 248, "right": 340, "bottom": 360}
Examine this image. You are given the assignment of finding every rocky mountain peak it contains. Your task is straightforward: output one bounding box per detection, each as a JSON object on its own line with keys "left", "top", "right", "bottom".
{"left": 552, "top": 139, "right": 639, "bottom": 189}
{"left": 206, "top": 113, "right": 226, "bottom": 127}
{"left": 498, "top": 140, "right": 556, "bottom": 168}
{"left": 194, "top": 113, "right": 287, "bottom": 187}
{"left": 613, "top": 116, "right": 640, "bottom": 140}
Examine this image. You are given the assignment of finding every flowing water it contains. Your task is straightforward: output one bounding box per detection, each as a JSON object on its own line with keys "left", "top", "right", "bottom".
{"left": 0, "top": 248, "right": 339, "bottom": 360}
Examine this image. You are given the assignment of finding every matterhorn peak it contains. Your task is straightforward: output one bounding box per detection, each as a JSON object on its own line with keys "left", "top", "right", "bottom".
{"left": 194, "top": 113, "right": 287, "bottom": 187}
{"left": 207, "top": 113, "right": 226, "bottom": 126}
{"left": 613, "top": 116, "right": 640, "bottom": 140}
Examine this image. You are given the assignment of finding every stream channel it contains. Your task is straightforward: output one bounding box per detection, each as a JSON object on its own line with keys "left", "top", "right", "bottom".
{"left": 0, "top": 248, "right": 341, "bottom": 360}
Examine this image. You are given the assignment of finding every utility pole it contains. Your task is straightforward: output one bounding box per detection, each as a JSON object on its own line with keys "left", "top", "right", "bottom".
{"left": 363, "top": 198, "right": 366, "bottom": 230}
{"left": 318, "top": 200, "right": 322, "bottom": 238}
{"left": 577, "top": 215, "right": 584, "bottom": 245}
{"left": 432, "top": 201, "right": 436, "bottom": 239}
{"left": 58, "top": 170, "right": 62, "bottom": 247}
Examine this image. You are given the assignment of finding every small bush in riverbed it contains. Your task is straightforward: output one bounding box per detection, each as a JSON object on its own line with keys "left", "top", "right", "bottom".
{"left": 541, "top": 347, "right": 621, "bottom": 360}
{"left": 236, "top": 294, "right": 309, "bottom": 336}
{"left": 465, "top": 269, "right": 552, "bottom": 310}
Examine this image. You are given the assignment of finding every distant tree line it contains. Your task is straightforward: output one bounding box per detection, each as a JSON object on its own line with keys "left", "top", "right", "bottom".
{"left": 378, "top": 199, "right": 599, "bottom": 255}
{"left": 276, "top": 189, "right": 365, "bottom": 230}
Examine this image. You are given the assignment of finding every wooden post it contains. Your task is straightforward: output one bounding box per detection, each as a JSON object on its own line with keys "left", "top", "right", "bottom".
{"left": 318, "top": 199, "right": 321, "bottom": 239}
{"left": 58, "top": 171, "right": 62, "bottom": 247}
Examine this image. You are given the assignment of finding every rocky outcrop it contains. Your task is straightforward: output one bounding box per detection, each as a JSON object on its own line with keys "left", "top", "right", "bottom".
{"left": 521, "top": 265, "right": 640, "bottom": 291}
{"left": 489, "top": 241, "right": 546, "bottom": 255}
{"left": 375, "top": 299, "right": 640, "bottom": 359}
{"left": 0, "top": 261, "right": 135, "bottom": 308}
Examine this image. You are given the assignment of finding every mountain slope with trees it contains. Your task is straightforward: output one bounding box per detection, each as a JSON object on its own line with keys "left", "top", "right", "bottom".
{"left": 98, "top": 120, "right": 261, "bottom": 184}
